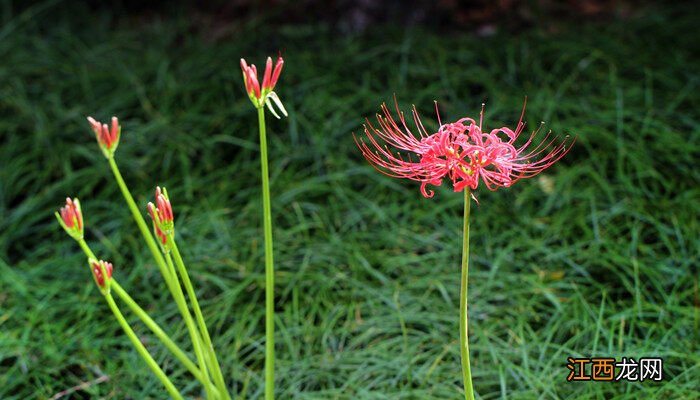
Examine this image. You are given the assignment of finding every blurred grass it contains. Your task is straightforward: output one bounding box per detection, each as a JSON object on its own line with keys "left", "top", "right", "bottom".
{"left": 1, "top": 2, "right": 699, "bottom": 399}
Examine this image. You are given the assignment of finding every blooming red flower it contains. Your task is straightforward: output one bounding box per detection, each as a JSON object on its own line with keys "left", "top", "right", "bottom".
{"left": 147, "top": 186, "right": 173, "bottom": 247}
{"left": 87, "top": 116, "right": 121, "bottom": 157}
{"left": 56, "top": 197, "right": 83, "bottom": 239}
{"left": 355, "top": 100, "right": 573, "bottom": 198}
{"left": 90, "top": 259, "right": 113, "bottom": 288}
{"left": 240, "top": 55, "right": 287, "bottom": 118}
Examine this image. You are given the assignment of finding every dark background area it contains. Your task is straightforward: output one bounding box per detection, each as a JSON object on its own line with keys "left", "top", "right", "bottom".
{"left": 1, "top": 0, "right": 698, "bottom": 399}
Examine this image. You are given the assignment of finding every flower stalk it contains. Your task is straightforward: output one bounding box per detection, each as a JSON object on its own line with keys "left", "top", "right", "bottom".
{"left": 147, "top": 186, "right": 226, "bottom": 399}
{"left": 163, "top": 250, "right": 216, "bottom": 399}
{"left": 81, "top": 254, "right": 182, "bottom": 399}
{"left": 240, "top": 54, "right": 288, "bottom": 400}
{"left": 69, "top": 117, "right": 234, "bottom": 398}
{"left": 107, "top": 155, "right": 219, "bottom": 397}
{"left": 460, "top": 189, "right": 474, "bottom": 400}
{"left": 75, "top": 235, "right": 219, "bottom": 394}
{"left": 103, "top": 290, "right": 184, "bottom": 400}
{"left": 168, "top": 234, "right": 230, "bottom": 400}
{"left": 355, "top": 99, "right": 573, "bottom": 399}
{"left": 258, "top": 106, "right": 276, "bottom": 400}
{"left": 107, "top": 156, "right": 174, "bottom": 290}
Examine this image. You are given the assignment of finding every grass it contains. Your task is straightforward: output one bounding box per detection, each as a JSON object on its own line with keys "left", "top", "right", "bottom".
{"left": 1, "top": 2, "right": 699, "bottom": 399}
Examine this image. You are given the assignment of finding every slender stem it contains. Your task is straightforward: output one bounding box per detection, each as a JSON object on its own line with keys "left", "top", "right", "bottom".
{"left": 257, "top": 106, "right": 275, "bottom": 400}
{"left": 460, "top": 189, "right": 474, "bottom": 400}
{"left": 113, "top": 281, "right": 199, "bottom": 381}
{"left": 77, "top": 239, "right": 218, "bottom": 395}
{"left": 104, "top": 292, "right": 184, "bottom": 400}
{"left": 78, "top": 238, "right": 97, "bottom": 260}
{"left": 107, "top": 157, "right": 174, "bottom": 292}
{"left": 107, "top": 157, "right": 218, "bottom": 397}
{"left": 111, "top": 282, "right": 219, "bottom": 395}
{"left": 164, "top": 252, "right": 216, "bottom": 400}
{"left": 169, "top": 236, "right": 230, "bottom": 400}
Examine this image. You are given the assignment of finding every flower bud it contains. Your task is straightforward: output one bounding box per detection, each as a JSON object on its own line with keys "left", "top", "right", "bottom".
{"left": 87, "top": 116, "right": 121, "bottom": 158}
{"left": 90, "top": 259, "right": 113, "bottom": 288}
{"left": 56, "top": 197, "right": 83, "bottom": 240}
{"left": 147, "top": 186, "right": 174, "bottom": 251}
{"left": 240, "top": 55, "right": 287, "bottom": 118}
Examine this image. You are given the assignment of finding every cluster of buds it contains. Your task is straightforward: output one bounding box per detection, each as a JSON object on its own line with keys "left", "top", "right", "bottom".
{"left": 87, "top": 116, "right": 121, "bottom": 158}
{"left": 56, "top": 197, "right": 84, "bottom": 240}
{"left": 90, "top": 259, "right": 114, "bottom": 290}
{"left": 55, "top": 199, "right": 115, "bottom": 291}
{"left": 147, "top": 186, "right": 174, "bottom": 251}
{"left": 240, "top": 55, "right": 288, "bottom": 118}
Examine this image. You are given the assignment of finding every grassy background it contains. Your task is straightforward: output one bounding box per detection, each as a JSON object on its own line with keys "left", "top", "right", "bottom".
{"left": 1, "top": 2, "right": 699, "bottom": 399}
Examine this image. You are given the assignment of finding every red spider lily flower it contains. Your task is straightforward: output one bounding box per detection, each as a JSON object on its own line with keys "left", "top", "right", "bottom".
{"left": 458, "top": 106, "right": 572, "bottom": 192}
{"left": 90, "top": 259, "right": 113, "bottom": 288}
{"left": 87, "top": 116, "right": 121, "bottom": 158}
{"left": 355, "top": 99, "right": 573, "bottom": 199}
{"left": 147, "top": 186, "right": 174, "bottom": 248}
{"left": 240, "top": 55, "right": 287, "bottom": 118}
{"left": 55, "top": 197, "right": 84, "bottom": 240}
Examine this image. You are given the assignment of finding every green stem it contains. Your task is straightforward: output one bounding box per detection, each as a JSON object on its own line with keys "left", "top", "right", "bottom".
{"left": 460, "top": 189, "right": 474, "bottom": 400}
{"left": 169, "top": 236, "right": 230, "bottom": 400}
{"left": 77, "top": 239, "right": 218, "bottom": 395}
{"left": 107, "top": 157, "right": 218, "bottom": 397}
{"left": 164, "top": 252, "right": 217, "bottom": 400}
{"left": 107, "top": 157, "right": 174, "bottom": 292}
{"left": 104, "top": 292, "right": 184, "bottom": 400}
{"left": 111, "top": 282, "right": 219, "bottom": 395}
{"left": 257, "top": 106, "right": 275, "bottom": 400}
{"left": 78, "top": 238, "right": 97, "bottom": 260}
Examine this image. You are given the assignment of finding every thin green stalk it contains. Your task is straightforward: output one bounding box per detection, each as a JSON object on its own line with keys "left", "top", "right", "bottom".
{"left": 107, "top": 157, "right": 218, "bottom": 397}
{"left": 169, "top": 236, "right": 230, "bottom": 400}
{"left": 257, "top": 106, "right": 275, "bottom": 400}
{"left": 77, "top": 238, "right": 97, "bottom": 260}
{"left": 107, "top": 157, "right": 174, "bottom": 291}
{"left": 164, "top": 252, "right": 216, "bottom": 400}
{"left": 111, "top": 282, "right": 219, "bottom": 395}
{"left": 104, "top": 292, "right": 184, "bottom": 400}
{"left": 77, "top": 239, "right": 218, "bottom": 394}
{"left": 460, "top": 189, "right": 475, "bottom": 400}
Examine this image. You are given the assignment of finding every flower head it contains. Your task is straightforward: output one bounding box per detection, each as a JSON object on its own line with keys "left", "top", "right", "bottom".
{"left": 147, "top": 186, "right": 173, "bottom": 249}
{"left": 355, "top": 99, "right": 573, "bottom": 199}
{"left": 55, "top": 197, "right": 83, "bottom": 240}
{"left": 87, "top": 116, "right": 121, "bottom": 158}
{"left": 90, "top": 259, "right": 113, "bottom": 289}
{"left": 240, "top": 55, "right": 288, "bottom": 118}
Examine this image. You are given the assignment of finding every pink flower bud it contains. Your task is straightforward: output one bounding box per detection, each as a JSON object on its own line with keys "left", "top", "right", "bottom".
{"left": 86, "top": 116, "right": 121, "bottom": 156}
{"left": 57, "top": 197, "right": 83, "bottom": 239}
{"left": 148, "top": 202, "right": 168, "bottom": 245}
{"left": 61, "top": 197, "right": 82, "bottom": 230}
{"left": 90, "top": 259, "right": 113, "bottom": 288}
{"left": 147, "top": 187, "right": 174, "bottom": 248}
{"left": 241, "top": 54, "right": 284, "bottom": 102}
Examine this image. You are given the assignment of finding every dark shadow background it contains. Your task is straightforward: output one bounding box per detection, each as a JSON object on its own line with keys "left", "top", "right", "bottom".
{"left": 1, "top": 1, "right": 698, "bottom": 399}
